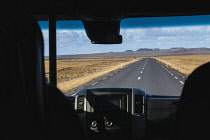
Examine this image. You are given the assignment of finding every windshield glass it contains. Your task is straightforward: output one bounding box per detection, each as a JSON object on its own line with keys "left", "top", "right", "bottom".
{"left": 39, "top": 16, "right": 210, "bottom": 96}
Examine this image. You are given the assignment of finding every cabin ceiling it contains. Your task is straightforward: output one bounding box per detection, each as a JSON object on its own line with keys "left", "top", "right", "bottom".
{"left": 21, "top": 0, "right": 210, "bottom": 21}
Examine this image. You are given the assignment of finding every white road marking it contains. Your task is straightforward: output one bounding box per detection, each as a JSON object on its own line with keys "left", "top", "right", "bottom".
{"left": 140, "top": 71, "right": 143, "bottom": 73}
{"left": 138, "top": 77, "right": 141, "bottom": 80}
{"left": 180, "top": 81, "right": 184, "bottom": 84}
{"left": 145, "top": 59, "right": 148, "bottom": 64}
{"left": 144, "top": 60, "right": 148, "bottom": 65}
{"left": 142, "top": 68, "right": 144, "bottom": 69}
{"left": 103, "top": 77, "right": 107, "bottom": 80}
{"left": 175, "top": 77, "right": 178, "bottom": 79}
{"left": 171, "top": 74, "right": 174, "bottom": 76}
{"left": 92, "top": 82, "right": 98, "bottom": 86}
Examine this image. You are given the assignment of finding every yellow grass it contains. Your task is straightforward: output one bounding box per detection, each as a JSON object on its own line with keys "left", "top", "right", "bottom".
{"left": 154, "top": 55, "right": 210, "bottom": 75}
{"left": 45, "top": 57, "right": 141, "bottom": 91}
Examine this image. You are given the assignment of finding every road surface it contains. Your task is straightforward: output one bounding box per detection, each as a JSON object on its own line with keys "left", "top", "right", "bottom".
{"left": 90, "top": 58, "right": 184, "bottom": 96}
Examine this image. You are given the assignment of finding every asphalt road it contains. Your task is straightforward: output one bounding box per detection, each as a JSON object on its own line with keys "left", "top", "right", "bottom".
{"left": 90, "top": 58, "right": 184, "bottom": 96}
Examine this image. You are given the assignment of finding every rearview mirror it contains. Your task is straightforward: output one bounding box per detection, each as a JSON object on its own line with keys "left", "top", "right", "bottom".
{"left": 82, "top": 20, "right": 122, "bottom": 44}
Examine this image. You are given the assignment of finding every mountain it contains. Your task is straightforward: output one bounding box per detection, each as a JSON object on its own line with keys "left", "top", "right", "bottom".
{"left": 45, "top": 47, "right": 210, "bottom": 60}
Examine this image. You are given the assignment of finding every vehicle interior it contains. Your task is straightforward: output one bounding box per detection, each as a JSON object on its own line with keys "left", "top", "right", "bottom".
{"left": 1, "top": 0, "right": 210, "bottom": 140}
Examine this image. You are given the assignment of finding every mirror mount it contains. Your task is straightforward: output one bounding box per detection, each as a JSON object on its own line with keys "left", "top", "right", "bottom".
{"left": 82, "top": 20, "right": 122, "bottom": 44}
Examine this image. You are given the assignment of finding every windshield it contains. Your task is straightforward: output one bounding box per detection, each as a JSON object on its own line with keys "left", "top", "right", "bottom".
{"left": 39, "top": 16, "right": 210, "bottom": 96}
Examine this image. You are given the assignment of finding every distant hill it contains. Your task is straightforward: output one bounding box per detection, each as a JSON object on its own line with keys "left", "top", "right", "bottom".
{"left": 163, "top": 47, "right": 210, "bottom": 54}
{"left": 45, "top": 47, "right": 210, "bottom": 60}
{"left": 136, "top": 48, "right": 153, "bottom": 51}
{"left": 125, "top": 50, "right": 133, "bottom": 52}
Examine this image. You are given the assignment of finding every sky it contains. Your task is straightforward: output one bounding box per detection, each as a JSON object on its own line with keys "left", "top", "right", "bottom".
{"left": 39, "top": 16, "right": 210, "bottom": 56}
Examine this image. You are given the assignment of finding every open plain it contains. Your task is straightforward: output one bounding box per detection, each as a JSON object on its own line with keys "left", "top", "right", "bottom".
{"left": 45, "top": 49, "right": 210, "bottom": 95}
{"left": 154, "top": 55, "right": 210, "bottom": 76}
{"left": 45, "top": 57, "right": 141, "bottom": 92}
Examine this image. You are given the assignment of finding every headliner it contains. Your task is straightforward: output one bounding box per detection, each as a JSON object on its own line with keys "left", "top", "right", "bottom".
{"left": 22, "top": 0, "right": 210, "bottom": 21}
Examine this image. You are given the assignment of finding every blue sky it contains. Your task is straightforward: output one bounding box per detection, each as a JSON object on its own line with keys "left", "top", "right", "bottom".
{"left": 39, "top": 16, "right": 210, "bottom": 56}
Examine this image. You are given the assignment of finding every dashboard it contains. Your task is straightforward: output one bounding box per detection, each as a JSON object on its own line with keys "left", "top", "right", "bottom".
{"left": 68, "top": 88, "right": 179, "bottom": 140}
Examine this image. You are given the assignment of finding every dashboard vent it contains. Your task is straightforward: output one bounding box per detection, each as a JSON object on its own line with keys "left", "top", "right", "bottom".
{"left": 76, "top": 95, "right": 85, "bottom": 113}
{"left": 135, "top": 95, "right": 144, "bottom": 114}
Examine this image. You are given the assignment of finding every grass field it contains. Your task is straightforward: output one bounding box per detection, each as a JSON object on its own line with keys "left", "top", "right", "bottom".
{"left": 45, "top": 57, "right": 141, "bottom": 92}
{"left": 154, "top": 55, "right": 210, "bottom": 76}
{"left": 45, "top": 54, "right": 210, "bottom": 92}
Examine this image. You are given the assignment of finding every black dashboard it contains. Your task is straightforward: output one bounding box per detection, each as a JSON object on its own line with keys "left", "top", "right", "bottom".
{"left": 68, "top": 88, "right": 180, "bottom": 140}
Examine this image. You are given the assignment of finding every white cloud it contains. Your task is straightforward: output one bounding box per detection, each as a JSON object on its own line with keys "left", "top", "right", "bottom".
{"left": 41, "top": 25, "right": 210, "bottom": 55}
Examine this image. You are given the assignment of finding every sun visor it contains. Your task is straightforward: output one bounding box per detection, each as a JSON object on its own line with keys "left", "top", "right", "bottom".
{"left": 82, "top": 20, "right": 122, "bottom": 44}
